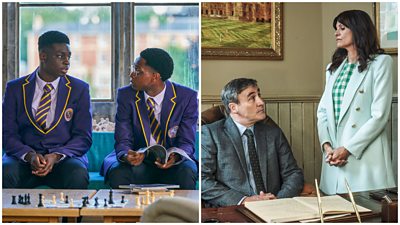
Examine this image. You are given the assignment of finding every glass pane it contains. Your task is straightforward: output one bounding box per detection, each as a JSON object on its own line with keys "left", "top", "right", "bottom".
{"left": 19, "top": 5, "right": 112, "bottom": 99}
{"left": 134, "top": 5, "right": 199, "bottom": 91}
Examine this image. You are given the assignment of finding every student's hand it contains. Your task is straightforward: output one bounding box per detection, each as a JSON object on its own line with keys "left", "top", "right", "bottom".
{"left": 25, "top": 152, "right": 47, "bottom": 173}
{"left": 242, "top": 192, "right": 276, "bottom": 203}
{"left": 126, "top": 150, "right": 145, "bottom": 166}
{"left": 155, "top": 153, "right": 179, "bottom": 169}
{"left": 323, "top": 143, "right": 334, "bottom": 164}
{"left": 33, "top": 153, "right": 61, "bottom": 177}
{"left": 329, "top": 146, "right": 349, "bottom": 167}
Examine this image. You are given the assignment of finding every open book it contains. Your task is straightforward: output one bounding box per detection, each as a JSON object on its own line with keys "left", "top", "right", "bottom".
{"left": 244, "top": 195, "right": 371, "bottom": 223}
{"left": 119, "top": 184, "right": 180, "bottom": 193}
{"left": 137, "top": 145, "right": 193, "bottom": 165}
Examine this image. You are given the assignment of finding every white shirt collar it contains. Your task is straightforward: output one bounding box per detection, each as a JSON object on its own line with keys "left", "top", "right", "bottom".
{"left": 36, "top": 71, "right": 60, "bottom": 92}
{"left": 144, "top": 83, "right": 167, "bottom": 106}
{"left": 232, "top": 119, "right": 254, "bottom": 136}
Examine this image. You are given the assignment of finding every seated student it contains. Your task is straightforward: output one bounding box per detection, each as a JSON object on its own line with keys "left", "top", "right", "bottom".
{"left": 201, "top": 78, "right": 304, "bottom": 207}
{"left": 2, "top": 30, "right": 92, "bottom": 189}
{"left": 101, "top": 48, "right": 198, "bottom": 189}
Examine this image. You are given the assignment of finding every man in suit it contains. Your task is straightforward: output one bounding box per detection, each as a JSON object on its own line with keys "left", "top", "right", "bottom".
{"left": 101, "top": 48, "right": 198, "bottom": 189}
{"left": 202, "top": 78, "right": 304, "bottom": 207}
{"left": 2, "top": 30, "right": 92, "bottom": 189}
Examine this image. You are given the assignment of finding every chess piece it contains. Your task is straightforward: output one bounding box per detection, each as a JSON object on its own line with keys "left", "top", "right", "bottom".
{"left": 82, "top": 198, "right": 87, "bottom": 207}
{"left": 69, "top": 198, "right": 74, "bottom": 207}
{"left": 151, "top": 193, "right": 155, "bottom": 203}
{"left": 141, "top": 196, "right": 145, "bottom": 205}
{"left": 169, "top": 190, "right": 175, "bottom": 197}
{"left": 65, "top": 195, "right": 69, "bottom": 204}
{"left": 104, "top": 198, "right": 108, "bottom": 207}
{"left": 84, "top": 196, "right": 90, "bottom": 205}
{"left": 94, "top": 197, "right": 99, "bottom": 207}
{"left": 136, "top": 196, "right": 141, "bottom": 207}
{"left": 108, "top": 189, "right": 114, "bottom": 204}
{"left": 37, "top": 194, "right": 44, "bottom": 207}
{"left": 121, "top": 195, "right": 125, "bottom": 203}
{"left": 145, "top": 194, "right": 150, "bottom": 205}
{"left": 52, "top": 195, "right": 56, "bottom": 205}
{"left": 11, "top": 195, "right": 16, "bottom": 205}
{"left": 27, "top": 193, "right": 31, "bottom": 205}
{"left": 60, "top": 192, "right": 64, "bottom": 202}
{"left": 18, "top": 195, "right": 22, "bottom": 204}
{"left": 24, "top": 194, "right": 28, "bottom": 205}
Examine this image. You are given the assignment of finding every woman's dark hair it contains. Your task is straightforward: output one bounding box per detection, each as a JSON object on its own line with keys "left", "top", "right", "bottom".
{"left": 328, "top": 10, "right": 384, "bottom": 73}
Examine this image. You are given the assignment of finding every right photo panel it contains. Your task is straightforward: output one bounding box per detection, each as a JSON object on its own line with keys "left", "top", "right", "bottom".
{"left": 200, "top": 2, "right": 398, "bottom": 223}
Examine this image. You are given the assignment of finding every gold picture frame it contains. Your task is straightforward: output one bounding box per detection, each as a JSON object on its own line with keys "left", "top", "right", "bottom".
{"left": 374, "top": 2, "right": 398, "bottom": 54}
{"left": 201, "top": 2, "right": 283, "bottom": 60}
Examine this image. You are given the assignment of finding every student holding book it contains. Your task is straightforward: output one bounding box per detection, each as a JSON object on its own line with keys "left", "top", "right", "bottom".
{"left": 317, "top": 10, "right": 396, "bottom": 194}
{"left": 101, "top": 48, "right": 198, "bottom": 189}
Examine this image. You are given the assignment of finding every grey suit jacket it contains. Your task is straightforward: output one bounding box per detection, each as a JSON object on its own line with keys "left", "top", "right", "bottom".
{"left": 201, "top": 116, "right": 304, "bottom": 207}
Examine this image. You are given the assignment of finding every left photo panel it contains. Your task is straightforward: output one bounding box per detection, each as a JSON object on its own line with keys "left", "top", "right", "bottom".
{"left": 2, "top": 2, "right": 200, "bottom": 223}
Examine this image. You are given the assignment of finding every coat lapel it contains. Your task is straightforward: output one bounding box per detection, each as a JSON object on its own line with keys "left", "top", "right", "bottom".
{"left": 254, "top": 122, "right": 267, "bottom": 191}
{"left": 47, "top": 75, "right": 71, "bottom": 133}
{"left": 326, "top": 61, "right": 346, "bottom": 133}
{"left": 135, "top": 90, "right": 152, "bottom": 146}
{"left": 160, "top": 81, "right": 176, "bottom": 144}
{"left": 22, "top": 70, "right": 39, "bottom": 131}
{"left": 338, "top": 64, "right": 369, "bottom": 125}
{"left": 224, "top": 117, "right": 249, "bottom": 181}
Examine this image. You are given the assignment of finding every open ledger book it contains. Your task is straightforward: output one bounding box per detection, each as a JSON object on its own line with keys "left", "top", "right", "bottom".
{"left": 137, "top": 144, "right": 193, "bottom": 165}
{"left": 244, "top": 195, "right": 371, "bottom": 223}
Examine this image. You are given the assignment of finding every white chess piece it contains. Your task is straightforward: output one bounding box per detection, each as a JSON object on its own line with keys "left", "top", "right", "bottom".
{"left": 70, "top": 198, "right": 74, "bottom": 207}
{"left": 169, "top": 190, "right": 175, "bottom": 197}
{"left": 60, "top": 192, "right": 64, "bottom": 202}
{"left": 136, "top": 196, "right": 141, "bottom": 207}
{"left": 52, "top": 195, "right": 56, "bottom": 205}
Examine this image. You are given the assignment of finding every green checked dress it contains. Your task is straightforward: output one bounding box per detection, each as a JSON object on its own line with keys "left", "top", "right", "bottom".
{"left": 332, "top": 60, "right": 357, "bottom": 125}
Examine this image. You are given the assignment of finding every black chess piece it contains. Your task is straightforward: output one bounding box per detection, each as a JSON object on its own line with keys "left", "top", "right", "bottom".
{"left": 108, "top": 188, "right": 114, "bottom": 204}
{"left": 82, "top": 198, "right": 87, "bottom": 207}
{"left": 27, "top": 193, "right": 31, "bottom": 205}
{"left": 38, "top": 194, "right": 44, "bottom": 207}
{"left": 84, "top": 196, "right": 90, "bottom": 205}
{"left": 121, "top": 195, "right": 125, "bottom": 203}
{"left": 65, "top": 195, "right": 69, "bottom": 204}
{"left": 18, "top": 195, "right": 23, "bottom": 204}
{"left": 24, "top": 194, "right": 28, "bottom": 205}
{"left": 11, "top": 195, "right": 16, "bottom": 205}
{"left": 94, "top": 197, "right": 99, "bottom": 207}
{"left": 104, "top": 198, "right": 108, "bottom": 207}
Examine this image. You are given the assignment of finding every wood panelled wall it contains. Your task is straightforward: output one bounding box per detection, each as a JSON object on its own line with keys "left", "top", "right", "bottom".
{"left": 202, "top": 96, "right": 398, "bottom": 184}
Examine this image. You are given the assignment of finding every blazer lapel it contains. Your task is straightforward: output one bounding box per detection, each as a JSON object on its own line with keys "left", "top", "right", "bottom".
{"left": 338, "top": 64, "right": 369, "bottom": 125}
{"left": 135, "top": 90, "right": 152, "bottom": 146}
{"left": 254, "top": 122, "right": 267, "bottom": 191}
{"left": 326, "top": 61, "right": 346, "bottom": 133}
{"left": 160, "top": 81, "right": 176, "bottom": 144}
{"left": 224, "top": 117, "right": 249, "bottom": 181}
{"left": 47, "top": 76, "right": 71, "bottom": 133}
{"left": 22, "top": 70, "right": 39, "bottom": 131}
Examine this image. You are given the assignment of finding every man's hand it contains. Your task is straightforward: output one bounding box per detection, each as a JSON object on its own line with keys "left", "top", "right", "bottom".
{"left": 242, "top": 192, "right": 276, "bottom": 204}
{"left": 33, "top": 153, "right": 61, "bottom": 177}
{"left": 329, "top": 146, "right": 350, "bottom": 167}
{"left": 155, "top": 153, "right": 180, "bottom": 169}
{"left": 25, "top": 152, "right": 46, "bottom": 173}
{"left": 126, "top": 150, "right": 145, "bottom": 166}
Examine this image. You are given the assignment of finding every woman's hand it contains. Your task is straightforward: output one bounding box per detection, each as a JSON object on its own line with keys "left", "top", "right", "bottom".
{"left": 329, "top": 147, "right": 350, "bottom": 167}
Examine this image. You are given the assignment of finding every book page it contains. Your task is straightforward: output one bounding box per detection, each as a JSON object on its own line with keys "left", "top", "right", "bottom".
{"left": 167, "top": 147, "right": 194, "bottom": 164}
{"left": 294, "top": 195, "right": 371, "bottom": 215}
{"left": 244, "top": 198, "right": 319, "bottom": 223}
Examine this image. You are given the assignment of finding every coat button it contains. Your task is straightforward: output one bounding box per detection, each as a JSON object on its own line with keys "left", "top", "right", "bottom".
{"left": 359, "top": 89, "right": 364, "bottom": 93}
{"left": 355, "top": 107, "right": 360, "bottom": 111}
{"left": 352, "top": 124, "right": 356, "bottom": 128}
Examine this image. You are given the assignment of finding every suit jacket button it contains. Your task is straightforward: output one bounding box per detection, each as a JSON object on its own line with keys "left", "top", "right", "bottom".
{"left": 352, "top": 124, "right": 356, "bottom": 128}
{"left": 359, "top": 89, "right": 364, "bottom": 94}
{"left": 355, "top": 107, "right": 360, "bottom": 111}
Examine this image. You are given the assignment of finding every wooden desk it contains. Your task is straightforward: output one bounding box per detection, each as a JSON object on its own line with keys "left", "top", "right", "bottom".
{"left": 80, "top": 189, "right": 199, "bottom": 222}
{"left": 2, "top": 189, "right": 96, "bottom": 223}
{"left": 202, "top": 190, "right": 387, "bottom": 223}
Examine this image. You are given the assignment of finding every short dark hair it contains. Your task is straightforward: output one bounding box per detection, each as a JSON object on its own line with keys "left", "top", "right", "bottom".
{"left": 38, "top": 30, "right": 70, "bottom": 51}
{"left": 140, "top": 48, "right": 174, "bottom": 81}
{"left": 329, "top": 10, "right": 383, "bottom": 73}
{"left": 221, "top": 78, "right": 258, "bottom": 114}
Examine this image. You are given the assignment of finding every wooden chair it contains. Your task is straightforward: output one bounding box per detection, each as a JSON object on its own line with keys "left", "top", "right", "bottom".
{"left": 201, "top": 105, "right": 316, "bottom": 197}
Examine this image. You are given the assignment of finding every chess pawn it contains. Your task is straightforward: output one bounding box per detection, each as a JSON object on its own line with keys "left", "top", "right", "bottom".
{"left": 121, "top": 195, "right": 125, "bottom": 203}
{"left": 136, "top": 196, "right": 141, "bottom": 207}
{"left": 141, "top": 195, "right": 146, "bottom": 205}
{"left": 65, "top": 195, "right": 69, "bottom": 204}
{"left": 94, "top": 197, "right": 99, "bottom": 207}
{"left": 69, "top": 198, "right": 74, "bottom": 208}
{"left": 11, "top": 195, "right": 16, "bottom": 205}
{"left": 145, "top": 195, "right": 150, "bottom": 205}
{"left": 104, "top": 198, "right": 108, "bottom": 207}
{"left": 151, "top": 195, "right": 155, "bottom": 203}
{"left": 52, "top": 195, "right": 57, "bottom": 205}
{"left": 60, "top": 192, "right": 64, "bottom": 202}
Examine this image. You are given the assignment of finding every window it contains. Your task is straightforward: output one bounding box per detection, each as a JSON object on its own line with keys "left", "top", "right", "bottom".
{"left": 134, "top": 4, "right": 199, "bottom": 91}
{"left": 19, "top": 4, "right": 112, "bottom": 100}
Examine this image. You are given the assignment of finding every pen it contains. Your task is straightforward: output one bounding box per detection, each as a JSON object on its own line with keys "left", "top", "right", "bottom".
{"left": 315, "top": 179, "right": 324, "bottom": 223}
{"left": 344, "top": 178, "right": 361, "bottom": 223}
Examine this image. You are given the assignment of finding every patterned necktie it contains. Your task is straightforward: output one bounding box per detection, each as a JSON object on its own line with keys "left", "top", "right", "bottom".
{"left": 35, "top": 83, "right": 54, "bottom": 130}
{"left": 146, "top": 98, "right": 163, "bottom": 145}
{"left": 243, "top": 129, "right": 266, "bottom": 194}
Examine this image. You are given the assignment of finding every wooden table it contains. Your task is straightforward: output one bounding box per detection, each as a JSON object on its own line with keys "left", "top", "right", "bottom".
{"left": 2, "top": 189, "right": 96, "bottom": 223}
{"left": 80, "top": 189, "right": 199, "bottom": 222}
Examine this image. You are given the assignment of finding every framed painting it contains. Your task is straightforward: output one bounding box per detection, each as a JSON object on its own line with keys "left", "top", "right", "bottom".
{"left": 374, "top": 2, "right": 398, "bottom": 54}
{"left": 201, "top": 2, "right": 283, "bottom": 60}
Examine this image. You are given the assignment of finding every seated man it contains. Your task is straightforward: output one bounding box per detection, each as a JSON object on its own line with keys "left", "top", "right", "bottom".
{"left": 2, "top": 30, "right": 92, "bottom": 189}
{"left": 101, "top": 48, "right": 198, "bottom": 189}
{"left": 201, "top": 78, "right": 304, "bottom": 207}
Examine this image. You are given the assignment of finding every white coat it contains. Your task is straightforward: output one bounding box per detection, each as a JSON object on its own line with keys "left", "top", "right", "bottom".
{"left": 317, "top": 54, "right": 396, "bottom": 194}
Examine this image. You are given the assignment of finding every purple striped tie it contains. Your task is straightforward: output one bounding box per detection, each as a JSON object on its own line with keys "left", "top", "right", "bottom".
{"left": 146, "top": 98, "right": 163, "bottom": 145}
{"left": 35, "top": 84, "right": 54, "bottom": 130}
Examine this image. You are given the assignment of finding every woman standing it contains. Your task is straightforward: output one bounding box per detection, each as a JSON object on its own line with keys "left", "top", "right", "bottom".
{"left": 317, "top": 10, "right": 396, "bottom": 194}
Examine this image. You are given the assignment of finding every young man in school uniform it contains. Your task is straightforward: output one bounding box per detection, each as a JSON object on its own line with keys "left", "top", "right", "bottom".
{"left": 2, "top": 30, "right": 92, "bottom": 189}
{"left": 101, "top": 48, "right": 198, "bottom": 189}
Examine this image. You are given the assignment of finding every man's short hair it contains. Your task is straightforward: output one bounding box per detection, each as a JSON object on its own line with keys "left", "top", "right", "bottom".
{"left": 38, "top": 30, "right": 70, "bottom": 51}
{"left": 221, "top": 78, "right": 258, "bottom": 114}
{"left": 140, "top": 48, "right": 174, "bottom": 81}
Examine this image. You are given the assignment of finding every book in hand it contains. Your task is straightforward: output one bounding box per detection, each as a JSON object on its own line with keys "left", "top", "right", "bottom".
{"left": 119, "top": 183, "right": 180, "bottom": 192}
{"left": 244, "top": 195, "right": 371, "bottom": 223}
{"left": 137, "top": 144, "right": 193, "bottom": 165}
